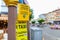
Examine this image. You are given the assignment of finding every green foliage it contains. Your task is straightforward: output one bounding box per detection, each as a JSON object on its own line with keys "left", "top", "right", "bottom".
{"left": 29, "top": 14, "right": 34, "bottom": 20}
{"left": 31, "top": 21, "right": 35, "bottom": 24}
{"left": 38, "top": 19, "right": 45, "bottom": 24}
{"left": 29, "top": 9, "right": 34, "bottom": 20}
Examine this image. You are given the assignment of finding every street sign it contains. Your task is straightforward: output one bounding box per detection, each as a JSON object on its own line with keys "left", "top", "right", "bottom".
{"left": 16, "top": 21, "right": 28, "bottom": 40}
{"left": 17, "top": 4, "right": 30, "bottom": 21}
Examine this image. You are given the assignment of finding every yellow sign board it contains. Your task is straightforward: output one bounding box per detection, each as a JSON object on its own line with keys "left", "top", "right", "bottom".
{"left": 18, "top": 4, "right": 30, "bottom": 11}
{"left": 17, "top": 11, "right": 29, "bottom": 21}
{"left": 17, "top": 4, "right": 30, "bottom": 21}
{"left": 16, "top": 21, "right": 28, "bottom": 40}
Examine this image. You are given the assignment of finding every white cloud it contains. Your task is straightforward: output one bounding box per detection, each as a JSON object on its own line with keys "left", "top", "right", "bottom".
{"left": 27, "top": 0, "right": 60, "bottom": 19}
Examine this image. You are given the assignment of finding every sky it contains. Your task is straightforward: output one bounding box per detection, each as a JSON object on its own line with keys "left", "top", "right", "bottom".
{"left": 27, "top": 0, "right": 60, "bottom": 19}
{"left": 0, "top": 0, "right": 60, "bottom": 19}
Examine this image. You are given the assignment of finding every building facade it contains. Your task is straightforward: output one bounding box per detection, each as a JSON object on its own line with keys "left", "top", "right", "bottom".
{"left": 46, "top": 12, "right": 56, "bottom": 23}
{"left": 39, "top": 14, "right": 46, "bottom": 20}
{"left": 45, "top": 9, "right": 60, "bottom": 24}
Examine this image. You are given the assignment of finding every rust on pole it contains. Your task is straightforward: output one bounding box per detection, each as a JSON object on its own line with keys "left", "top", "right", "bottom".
{"left": 8, "top": 6, "right": 17, "bottom": 40}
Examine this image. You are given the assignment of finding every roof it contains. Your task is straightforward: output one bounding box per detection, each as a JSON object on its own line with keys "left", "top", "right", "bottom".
{"left": 47, "top": 9, "right": 60, "bottom": 14}
{"left": 0, "top": 12, "right": 8, "bottom": 14}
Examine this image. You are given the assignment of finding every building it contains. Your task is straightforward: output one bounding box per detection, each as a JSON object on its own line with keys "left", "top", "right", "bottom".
{"left": 45, "top": 9, "right": 60, "bottom": 24}
{"left": 45, "top": 12, "right": 56, "bottom": 23}
{"left": 39, "top": 14, "right": 46, "bottom": 20}
{"left": 54, "top": 9, "right": 60, "bottom": 21}
{"left": 0, "top": 0, "right": 8, "bottom": 13}
{"left": 54, "top": 9, "right": 60, "bottom": 24}
{"left": 0, "top": 12, "right": 8, "bottom": 20}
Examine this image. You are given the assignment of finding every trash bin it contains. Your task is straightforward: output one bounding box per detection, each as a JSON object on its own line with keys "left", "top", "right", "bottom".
{"left": 30, "top": 27, "right": 42, "bottom": 40}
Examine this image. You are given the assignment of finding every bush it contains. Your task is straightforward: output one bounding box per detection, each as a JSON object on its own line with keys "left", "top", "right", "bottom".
{"left": 31, "top": 21, "right": 35, "bottom": 24}
{"left": 38, "top": 19, "right": 45, "bottom": 24}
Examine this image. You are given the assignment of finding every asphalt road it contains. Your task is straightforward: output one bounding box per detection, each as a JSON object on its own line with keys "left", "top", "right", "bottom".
{"left": 43, "top": 25, "right": 60, "bottom": 40}
{"left": 30, "top": 24, "right": 60, "bottom": 40}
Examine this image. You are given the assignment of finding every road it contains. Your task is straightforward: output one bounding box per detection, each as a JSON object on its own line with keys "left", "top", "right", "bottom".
{"left": 30, "top": 24, "right": 60, "bottom": 40}
{"left": 43, "top": 24, "right": 60, "bottom": 40}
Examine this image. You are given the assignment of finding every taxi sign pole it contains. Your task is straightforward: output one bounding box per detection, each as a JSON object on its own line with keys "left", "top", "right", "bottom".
{"left": 3, "top": 0, "right": 19, "bottom": 40}
{"left": 27, "top": 21, "right": 30, "bottom": 40}
{"left": 8, "top": 6, "right": 17, "bottom": 40}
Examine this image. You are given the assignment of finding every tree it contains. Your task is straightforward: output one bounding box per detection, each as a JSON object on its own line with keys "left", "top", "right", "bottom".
{"left": 38, "top": 19, "right": 45, "bottom": 24}
{"left": 31, "top": 20, "right": 35, "bottom": 24}
{"left": 29, "top": 9, "right": 34, "bottom": 20}
{"left": 29, "top": 14, "right": 34, "bottom": 20}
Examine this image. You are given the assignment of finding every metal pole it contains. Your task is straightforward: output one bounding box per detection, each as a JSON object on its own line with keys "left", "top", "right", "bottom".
{"left": 27, "top": 21, "right": 30, "bottom": 40}
{"left": 8, "top": 6, "right": 17, "bottom": 40}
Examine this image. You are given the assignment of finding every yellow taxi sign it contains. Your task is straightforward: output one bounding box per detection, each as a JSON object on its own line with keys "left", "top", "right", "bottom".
{"left": 16, "top": 21, "right": 28, "bottom": 40}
